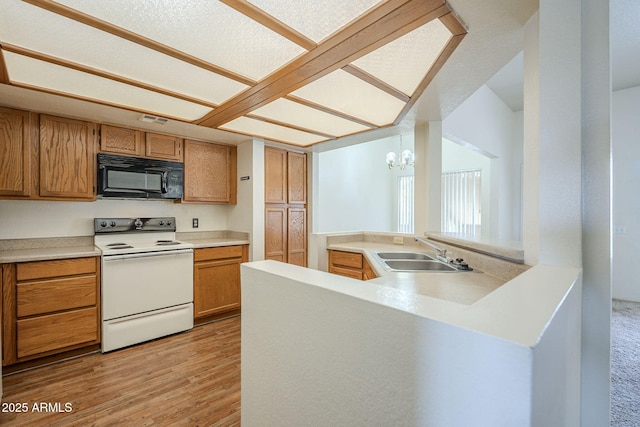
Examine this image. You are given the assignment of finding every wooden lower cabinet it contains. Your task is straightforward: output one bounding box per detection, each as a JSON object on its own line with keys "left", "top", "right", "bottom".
{"left": 328, "top": 250, "right": 377, "bottom": 281}
{"left": 2, "top": 257, "right": 101, "bottom": 366}
{"left": 193, "top": 245, "right": 248, "bottom": 323}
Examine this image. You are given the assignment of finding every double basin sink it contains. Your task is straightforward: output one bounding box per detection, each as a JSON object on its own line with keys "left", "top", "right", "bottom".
{"left": 374, "top": 252, "right": 470, "bottom": 273}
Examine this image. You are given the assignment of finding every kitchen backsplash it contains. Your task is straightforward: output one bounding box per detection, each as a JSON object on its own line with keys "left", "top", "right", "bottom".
{"left": 0, "top": 199, "right": 229, "bottom": 239}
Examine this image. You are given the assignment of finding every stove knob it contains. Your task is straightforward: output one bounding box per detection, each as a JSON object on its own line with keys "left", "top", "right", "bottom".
{"left": 110, "top": 221, "right": 116, "bottom": 227}
{"left": 159, "top": 220, "right": 165, "bottom": 226}
{"left": 100, "top": 221, "right": 107, "bottom": 228}
{"left": 167, "top": 220, "right": 173, "bottom": 226}
{"left": 134, "top": 218, "right": 143, "bottom": 229}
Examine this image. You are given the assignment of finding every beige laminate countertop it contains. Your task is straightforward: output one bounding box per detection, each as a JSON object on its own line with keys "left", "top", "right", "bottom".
{"left": 176, "top": 231, "right": 250, "bottom": 249}
{"left": 0, "top": 239, "right": 100, "bottom": 264}
{"left": 180, "top": 237, "right": 250, "bottom": 249}
{"left": 327, "top": 241, "right": 505, "bottom": 306}
{"left": 0, "top": 231, "right": 250, "bottom": 264}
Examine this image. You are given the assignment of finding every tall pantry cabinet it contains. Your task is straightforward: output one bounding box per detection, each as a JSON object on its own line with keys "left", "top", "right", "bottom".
{"left": 264, "top": 147, "right": 307, "bottom": 267}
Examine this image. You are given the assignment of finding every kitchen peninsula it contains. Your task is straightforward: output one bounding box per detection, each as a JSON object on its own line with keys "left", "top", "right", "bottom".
{"left": 240, "top": 232, "right": 582, "bottom": 426}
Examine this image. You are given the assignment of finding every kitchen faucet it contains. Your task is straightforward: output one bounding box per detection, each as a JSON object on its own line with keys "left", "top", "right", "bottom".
{"left": 414, "top": 236, "right": 448, "bottom": 262}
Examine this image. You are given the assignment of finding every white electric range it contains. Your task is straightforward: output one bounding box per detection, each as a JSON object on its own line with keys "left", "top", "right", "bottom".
{"left": 94, "top": 217, "right": 194, "bottom": 352}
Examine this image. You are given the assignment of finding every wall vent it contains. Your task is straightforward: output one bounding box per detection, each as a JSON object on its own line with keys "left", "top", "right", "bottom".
{"left": 139, "top": 114, "right": 169, "bottom": 124}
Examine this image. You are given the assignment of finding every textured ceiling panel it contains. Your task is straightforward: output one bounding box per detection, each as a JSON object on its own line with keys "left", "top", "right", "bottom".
{"left": 247, "top": 0, "right": 382, "bottom": 43}
{"left": 220, "top": 116, "right": 328, "bottom": 146}
{"left": 4, "top": 52, "right": 212, "bottom": 121}
{"left": 0, "top": 1, "right": 249, "bottom": 105}
{"left": 251, "top": 98, "right": 371, "bottom": 137}
{"left": 352, "top": 19, "right": 453, "bottom": 96}
{"left": 290, "top": 69, "right": 407, "bottom": 126}
{"left": 55, "top": 0, "right": 307, "bottom": 80}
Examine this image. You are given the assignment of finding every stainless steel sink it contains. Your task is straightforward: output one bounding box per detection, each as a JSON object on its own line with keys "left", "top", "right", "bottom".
{"left": 376, "top": 252, "right": 433, "bottom": 260}
{"left": 373, "top": 251, "right": 474, "bottom": 272}
{"left": 383, "top": 259, "right": 457, "bottom": 272}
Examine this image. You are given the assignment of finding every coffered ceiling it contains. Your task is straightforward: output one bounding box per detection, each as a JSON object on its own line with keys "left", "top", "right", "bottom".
{"left": 0, "top": 0, "right": 467, "bottom": 147}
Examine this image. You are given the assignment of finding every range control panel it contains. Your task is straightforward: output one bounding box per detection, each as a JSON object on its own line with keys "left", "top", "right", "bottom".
{"left": 94, "top": 217, "right": 177, "bottom": 234}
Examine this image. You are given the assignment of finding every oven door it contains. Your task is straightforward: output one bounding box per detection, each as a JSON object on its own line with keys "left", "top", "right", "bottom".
{"left": 102, "top": 249, "right": 193, "bottom": 321}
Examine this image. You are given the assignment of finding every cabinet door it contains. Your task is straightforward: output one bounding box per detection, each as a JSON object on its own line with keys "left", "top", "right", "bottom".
{"left": 183, "top": 140, "right": 236, "bottom": 203}
{"left": 0, "top": 108, "right": 33, "bottom": 196}
{"left": 265, "top": 147, "right": 287, "bottom": 204}
{"left": 39, "top": 115, "right": 96, "bottom": 200}
{"left": 363, "top": 257, "right": 377, "bottom": 280}
{"left": 287, "top": 152, "right": 306, "bottom": 204}
{"left": 17, "top": 307, "right": 98, "bottom": 359}
{"left": 194, "top": 258, "right": 241, "bottom": 318}
{"left": 265, "top": 206, "right": 287, "bottom": 262}
{"left": 100, "top": 124, "right": 144, "bottom": 157}
{"left": 145, "top": 133, "right": 183, "bottom": 161}
{"left": 287, "top": 207, "right": 307, "bottom": 267}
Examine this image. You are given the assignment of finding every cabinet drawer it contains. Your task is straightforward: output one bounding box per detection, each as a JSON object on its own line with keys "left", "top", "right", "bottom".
{"left": 195, "top": 246, "right": 244, "bottom": 262}
{"left": 17, "top": 275, "right": 97, "bottom": 317}
{"left": 328, "top": 265, "right": 363, "bottom": 280}
{"left": 329, "top": 250, "right": 363, "bottom": 269}
{"left": 17, "top": 257, "right": 96, "bottom": 281}
{"left": 17, "top": 307, "right": 98, "bottom": 359}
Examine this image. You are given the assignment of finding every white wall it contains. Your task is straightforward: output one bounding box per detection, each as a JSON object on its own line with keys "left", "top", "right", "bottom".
{"left": 316, "top": 134, "right": 413, "bottom": 233}
{"left": 442, "top": 84, "right": 522, "bottom": 241}
{"left": 0, "top": 198, "right": 229, "bottom": 239}
{"left": 612, "top": 85, "right": 640, "bottom": 301}
{"left": 228, "top": 138, "right": 265, "bottom": 261}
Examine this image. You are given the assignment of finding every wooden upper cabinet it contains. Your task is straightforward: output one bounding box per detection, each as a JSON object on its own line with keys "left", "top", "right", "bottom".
{"left": 0, "top": 107, "right": 34, "bottom": 197}
{"left": 39, "top": 115, "right": 96, "bottom": 200}
{"left": 287, "top": 151, "right": 307, "bottom": 205}
{"left": 99, "top": 125, "right": 144, "bottom": 157}
{"left": 183, "top": 139, "right": 237, "bottom": 204}
{"left": 265, "top": 147, "right": 306, "bottom": 204}
{"left": 99, "top": 125, "right": 182, "bottom": 162}
{"left": 265, "top": 147, "right": 287, "bottom": 204}
{"left": 145, "top": 133, "right": 183, "bottom": 162}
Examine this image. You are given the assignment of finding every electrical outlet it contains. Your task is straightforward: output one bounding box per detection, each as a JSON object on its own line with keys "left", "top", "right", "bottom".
{"left": 192, "top": 218, "right": 199, "bottom": 228}
{"left": 393, "top": 236, "right": 404, "bottom": 245}
{"left": 614, "top": 226, "right": 626, "bottom": 234}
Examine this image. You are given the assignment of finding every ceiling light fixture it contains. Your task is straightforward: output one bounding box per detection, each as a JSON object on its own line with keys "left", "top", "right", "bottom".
{"left": 386, "top": 135, "right": 414, "bottom": 170}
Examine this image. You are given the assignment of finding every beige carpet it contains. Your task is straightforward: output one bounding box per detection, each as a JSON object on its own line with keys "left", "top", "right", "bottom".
{"left": 611, "top": 299, "right": 640, "bottom": 426}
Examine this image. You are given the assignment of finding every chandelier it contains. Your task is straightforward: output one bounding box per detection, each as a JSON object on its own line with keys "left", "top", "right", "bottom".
{"left": 386, "top": 135, "right": 414, "bottom": 170}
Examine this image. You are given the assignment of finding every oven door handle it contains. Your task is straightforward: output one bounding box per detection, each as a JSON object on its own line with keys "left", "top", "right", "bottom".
{"left": 102, "top": 248, "right": 193, "bottom": 261}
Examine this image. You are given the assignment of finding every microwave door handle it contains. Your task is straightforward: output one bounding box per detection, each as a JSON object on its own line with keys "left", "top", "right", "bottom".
{"left": 161, "top": 171, "right": 168, "bottom": 193}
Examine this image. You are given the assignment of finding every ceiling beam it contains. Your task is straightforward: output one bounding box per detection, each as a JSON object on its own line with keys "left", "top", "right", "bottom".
{"left": 342, "top": 64, "right": 411, "bottom": 103}
{"left": 0, "top": 47, "right": 10, "bottom": 84}
{"left": 194, "top": 0, "right": 454, "bottom": 128}
{"left": 220, "top": 0, "right": 317, "bottom": 50}
{"left": 1, "top": 43, "right": 218, "bottom": 109}
{"left": 22, "top": 0, "right": 257, "bottom": 87}
{"left": 10, "top": 81, "right": 193, "bottom": 123}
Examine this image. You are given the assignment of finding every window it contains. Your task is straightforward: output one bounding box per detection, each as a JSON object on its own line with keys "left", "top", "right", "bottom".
{"left": 398, "top": 175, "right": 414, "bottom": 233}
{"left": 441, "top": 169, "right": 481, "bottom": 236}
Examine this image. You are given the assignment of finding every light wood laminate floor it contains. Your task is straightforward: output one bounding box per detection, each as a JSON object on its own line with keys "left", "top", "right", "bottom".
{"left": 0, "top": 316, "right": 241, "bottom": 426}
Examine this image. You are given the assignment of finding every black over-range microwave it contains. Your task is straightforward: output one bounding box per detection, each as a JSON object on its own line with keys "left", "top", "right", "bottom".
{"left": 97, "top": 153, "right": 184, "bottom": 200}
